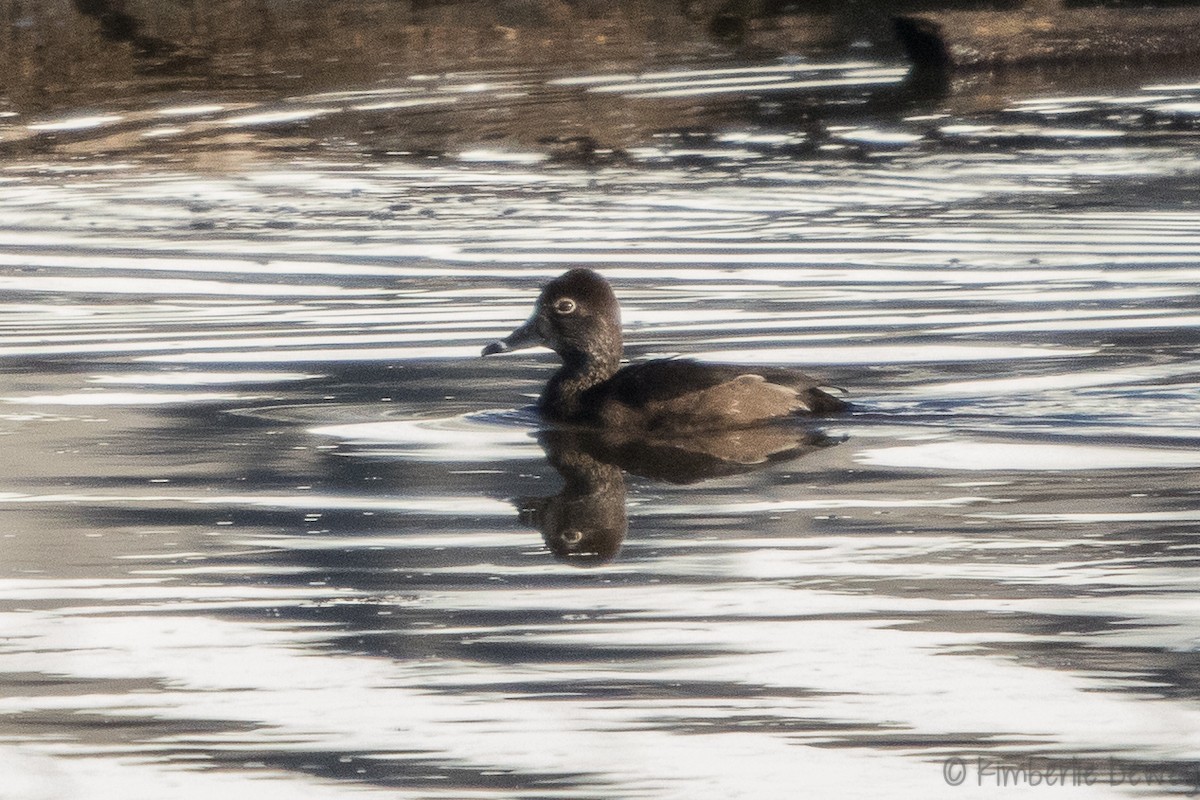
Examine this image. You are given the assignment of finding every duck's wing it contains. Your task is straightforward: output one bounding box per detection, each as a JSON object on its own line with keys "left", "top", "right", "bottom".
{"left": 602, "top": 359, "right": 846, "bottom": 429}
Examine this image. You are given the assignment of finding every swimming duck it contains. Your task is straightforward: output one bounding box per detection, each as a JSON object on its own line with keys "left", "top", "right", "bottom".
{"left": 482, "top": 268, "right": 847, "bottom": 432}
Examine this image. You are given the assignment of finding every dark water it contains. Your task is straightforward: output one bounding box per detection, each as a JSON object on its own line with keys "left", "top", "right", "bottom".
{"left": 1, "top": 57, "right": 1199, "bottom": 799}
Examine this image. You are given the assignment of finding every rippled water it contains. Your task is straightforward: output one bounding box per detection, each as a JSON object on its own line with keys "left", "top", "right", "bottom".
{"left": 1, "top": 57, "right": 1199, "bottom": 799}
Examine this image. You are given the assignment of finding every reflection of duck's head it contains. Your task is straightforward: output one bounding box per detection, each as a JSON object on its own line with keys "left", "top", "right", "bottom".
{"left": 483, "top": 269, "right": 847, "bottom": 430}
{"left": 519, "top": 490, "right": 625, "bottom": 565}
{"left": 520, "top": 431, "right": 627, "bottom": 566}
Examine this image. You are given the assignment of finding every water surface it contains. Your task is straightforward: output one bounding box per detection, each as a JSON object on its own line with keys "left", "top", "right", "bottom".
{"left": 1, "top": 57, "right": 1199, "bottom": 799}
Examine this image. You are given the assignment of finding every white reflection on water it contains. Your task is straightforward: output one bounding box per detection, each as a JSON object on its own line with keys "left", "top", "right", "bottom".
{"left": 222, "top": 108, "right": 339, "bottom": 126}
{"left": 699, "top": 344, "right": 1097, "bottom": 364}
{"left": 0, "top": 274, "right": 379, "bottom": 298}
{"left": 313, "top": 416, "right": 542, "bottom": 461}
{"left": 91, "top": 372, "right": 320, "bottom": 386}
{"left": 3, "top": 391, "right": 256, "bottom": 406}
{"left": 1, "top": 748, "right": 402, "bottom": 800}
{"left": 551, "top": 60, "right": 883, "bottom": 85}
{"left": 156, "top": 104, "right": 228, "bottom": 117}
{"left": 0, "top": 581, "right": 1182, "bottom": 800}
{"left": 145, "top": 345, "right": 481, "bottom": 363}
{"left": 565, "top": 63, "right": 907, "bottom": 99}
{"left": 0, "top": 491, "right": 514, "bottom": 515}
{"left": 26, "top": 114, "right": 124, "bottom": 132}
{"left": 858, "top": 440, "right": 1200, "bottom": 471}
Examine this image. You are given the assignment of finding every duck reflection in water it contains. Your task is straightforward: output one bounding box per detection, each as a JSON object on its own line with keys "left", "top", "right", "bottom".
{"left": 519, "top": 426, "right": 839, "bottom": 566}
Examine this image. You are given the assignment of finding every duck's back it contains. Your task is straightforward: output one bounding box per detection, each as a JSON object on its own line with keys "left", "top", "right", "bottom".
{"left": 585, "top": 358, "right": 846, "bottom": 432}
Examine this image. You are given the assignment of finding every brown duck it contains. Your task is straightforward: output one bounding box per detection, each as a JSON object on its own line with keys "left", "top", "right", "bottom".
{"left": 482, "top": 268, "right": 847, "bottom": 433}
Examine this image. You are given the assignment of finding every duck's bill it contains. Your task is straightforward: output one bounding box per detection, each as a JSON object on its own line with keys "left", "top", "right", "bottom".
{"left": 481, "top": 316, "right": 543, "bottom": 356}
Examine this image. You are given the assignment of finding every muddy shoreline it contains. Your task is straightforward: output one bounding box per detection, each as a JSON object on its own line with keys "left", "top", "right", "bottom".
{"left": 8, "top": 1, "right": 1200, "bottom": 114}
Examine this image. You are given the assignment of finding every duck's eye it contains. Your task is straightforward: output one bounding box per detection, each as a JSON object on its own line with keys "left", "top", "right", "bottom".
{"left": 553, "top": 297, "right": 577, "bottom": 315}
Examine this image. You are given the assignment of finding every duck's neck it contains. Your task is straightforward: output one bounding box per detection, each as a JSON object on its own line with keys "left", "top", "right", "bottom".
{"left": 541, "top": 348, "right": 620, "bottom": 421}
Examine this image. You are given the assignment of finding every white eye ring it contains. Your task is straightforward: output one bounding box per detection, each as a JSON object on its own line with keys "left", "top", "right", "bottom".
{"left": 553, "top": 297, "right": 577, "bottom": 315}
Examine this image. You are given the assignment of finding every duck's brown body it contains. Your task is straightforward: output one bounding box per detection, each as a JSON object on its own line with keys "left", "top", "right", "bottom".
{"left": 553, "top": 358, "right": 844, "bottom": 433}
{"left": 483, "top": 269, "right": 847, "bottom": 432}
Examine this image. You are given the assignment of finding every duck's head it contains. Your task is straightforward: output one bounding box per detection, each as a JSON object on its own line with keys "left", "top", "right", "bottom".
{"left": 482, "top": 268, "right": 623, "bottom": 363}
